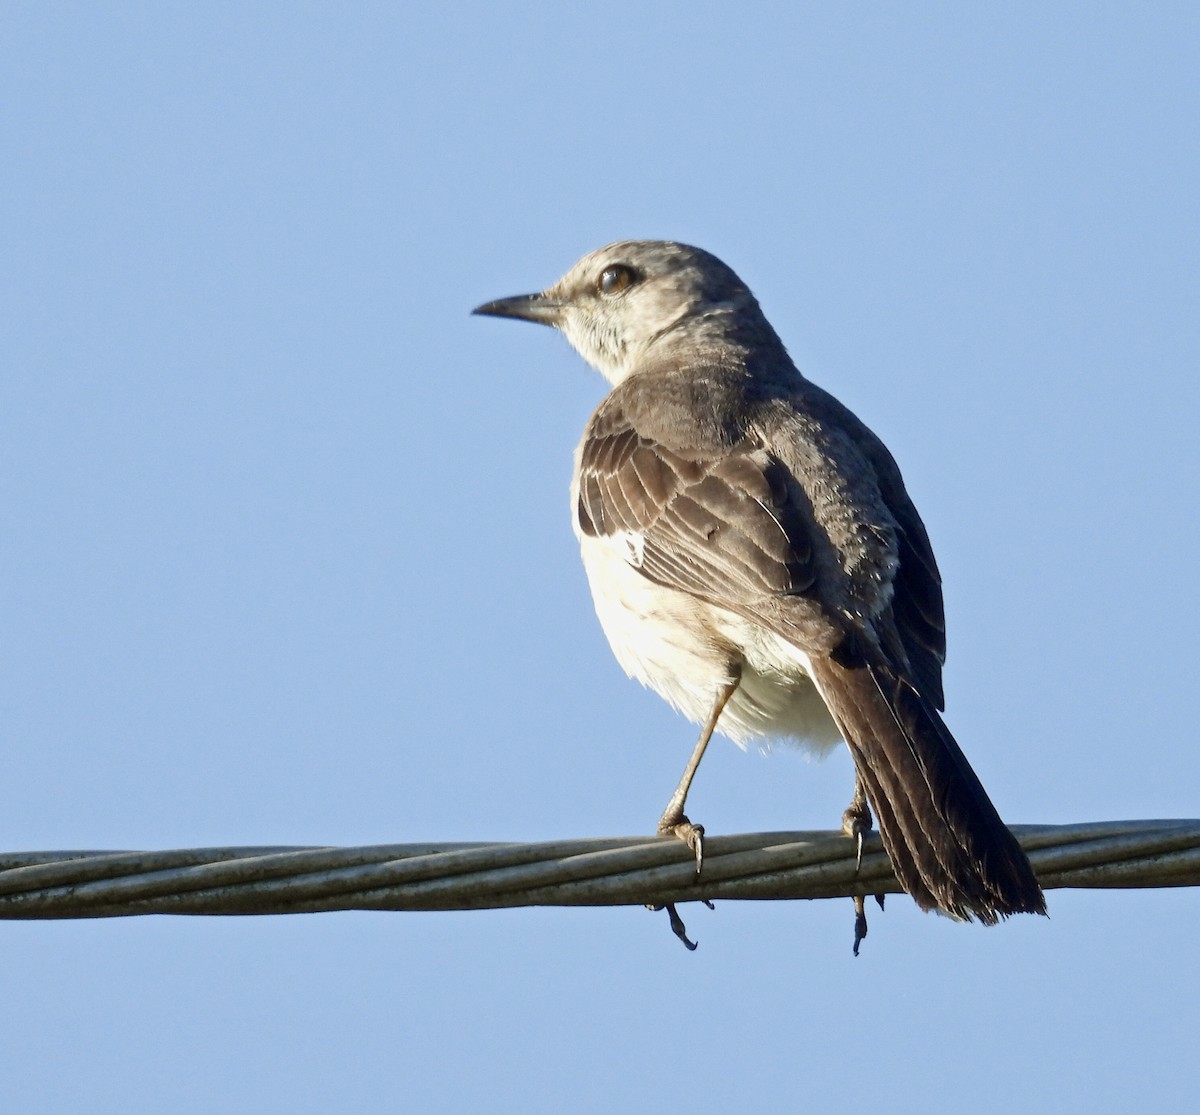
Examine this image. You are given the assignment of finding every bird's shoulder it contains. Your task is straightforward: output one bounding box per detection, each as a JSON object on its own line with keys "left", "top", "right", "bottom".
{"left": 575, "top": 372, "right": 816, "bottom": 600}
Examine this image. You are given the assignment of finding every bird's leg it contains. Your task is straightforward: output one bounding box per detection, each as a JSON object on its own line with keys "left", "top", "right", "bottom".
{"left": 657, "top": 673, "right": 740, "bottom": 876}
{"left": 841, "top": 772, "right": 873, "bottom": 873}
{"left": 844, "top": 774, "right": 872, "bottom": 955}
{"left": 842, "top": 774, "right": 886, "bottom": 954}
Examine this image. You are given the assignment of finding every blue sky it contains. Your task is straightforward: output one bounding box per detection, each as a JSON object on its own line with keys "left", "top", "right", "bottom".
{"left": 3, "top": 4, "right": 1198, "bottom": 1112}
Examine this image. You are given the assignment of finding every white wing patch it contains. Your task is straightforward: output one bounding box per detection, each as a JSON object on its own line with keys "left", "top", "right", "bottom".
{"left": 616, "top": 530, "right": 646, "bottom": 568}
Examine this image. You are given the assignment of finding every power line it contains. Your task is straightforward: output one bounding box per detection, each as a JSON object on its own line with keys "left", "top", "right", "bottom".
{"left": 0, "top": 820, "right": 1195, "bottom": 920}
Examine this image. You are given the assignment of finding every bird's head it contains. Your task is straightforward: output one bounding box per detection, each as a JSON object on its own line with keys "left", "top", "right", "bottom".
{"left": 473, "top": 240, "right": 775, "bottom": 385}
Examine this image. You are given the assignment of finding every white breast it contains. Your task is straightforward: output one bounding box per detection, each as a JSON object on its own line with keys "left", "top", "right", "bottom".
{"left": 576, "top": 530, "right": 843, "bottom": 755}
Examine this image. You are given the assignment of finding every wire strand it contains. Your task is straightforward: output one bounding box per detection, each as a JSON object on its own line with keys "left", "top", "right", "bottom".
{"left": 0, "top": 820, "right": 1195, "bottom": 920}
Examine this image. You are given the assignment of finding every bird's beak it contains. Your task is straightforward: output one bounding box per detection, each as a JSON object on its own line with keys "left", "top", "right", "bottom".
{"left": 471, "top": 291, "right": 564, "bottom": 327}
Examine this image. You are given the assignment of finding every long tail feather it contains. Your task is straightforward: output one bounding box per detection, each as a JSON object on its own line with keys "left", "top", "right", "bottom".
{"left": 808, "top": 654, "right": 1046, "bottom": 922}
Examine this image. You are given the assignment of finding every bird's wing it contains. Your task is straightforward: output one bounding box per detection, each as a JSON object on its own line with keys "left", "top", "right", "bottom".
{"left": 576, "top": 384, "right": 945, "bottom": 678}
{"left": 576, "top": 396, "right": 819, "bottom": 614}
{"left": 855, "top": 426, "right": 947, "bottom": 708}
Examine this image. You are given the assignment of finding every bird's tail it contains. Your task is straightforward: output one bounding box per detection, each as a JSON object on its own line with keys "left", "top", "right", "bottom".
{"left": 807, "top": 653, "right": 1046, "bottom": 922}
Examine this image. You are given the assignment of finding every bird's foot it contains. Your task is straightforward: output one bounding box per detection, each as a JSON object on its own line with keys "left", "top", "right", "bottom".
{"left": 851, "top": 893, "right": 886, "bottom": 957}
{"left": 657, "top": 811, "right": 705, "bottom": 876}
{"left": 652, "top": 807, "right": 711, "bottom": 946}
{"left": 648, "top": 900, "right": 715, "bottom": 951}
{"left": 841, "top": 796, "right": 874, "bottom": 874}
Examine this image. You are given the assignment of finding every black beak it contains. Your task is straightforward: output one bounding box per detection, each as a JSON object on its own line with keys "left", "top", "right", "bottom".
{"left": 471, "top": 292, "right": 564, "bottom": 327}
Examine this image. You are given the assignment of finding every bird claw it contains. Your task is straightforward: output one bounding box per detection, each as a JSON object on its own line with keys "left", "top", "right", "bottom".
{"left": 841, "top": 794, "right": 873, "bottom": 875}
{"left": 852, "top": 895, "right": 868, "bottom": 956}
{"left": 658, "top": 815, "right": 705, "bottom": 876}
{"left": 851, "top": 893, "right": 887, "bottom": 956}
{"left": 647, "top": 900, "right": 714, "bottom": 951}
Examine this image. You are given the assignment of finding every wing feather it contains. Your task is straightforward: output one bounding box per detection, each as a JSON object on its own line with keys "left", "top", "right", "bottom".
{"left": 577, "top": 388, "right": 946, "bottom": 706}
{"left": 578, "top": 400, "right": 817, "bottom": 606}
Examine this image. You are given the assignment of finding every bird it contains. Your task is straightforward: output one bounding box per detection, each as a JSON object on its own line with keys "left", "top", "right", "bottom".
{"left": 473, "top": 240, "right": 1046, "bottom": 944}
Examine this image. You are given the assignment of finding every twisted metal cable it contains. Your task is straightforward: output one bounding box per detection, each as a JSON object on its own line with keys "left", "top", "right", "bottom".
{"left": 0, "top": 820, "right": 1196, "bottom": 920}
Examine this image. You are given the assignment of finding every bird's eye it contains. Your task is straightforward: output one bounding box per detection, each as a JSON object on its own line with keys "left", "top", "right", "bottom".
{"left": 597, "top": 264, "right": 637, "bottom": 296}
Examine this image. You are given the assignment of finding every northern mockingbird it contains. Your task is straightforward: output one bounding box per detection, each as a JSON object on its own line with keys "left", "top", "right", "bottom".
{"left": 474, "top": 240, "right": 1045, "bottom": 944}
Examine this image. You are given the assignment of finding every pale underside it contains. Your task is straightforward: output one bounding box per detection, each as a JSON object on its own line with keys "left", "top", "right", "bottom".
{"left": 577, "top": 529, "right": 844, "bottom": 755}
